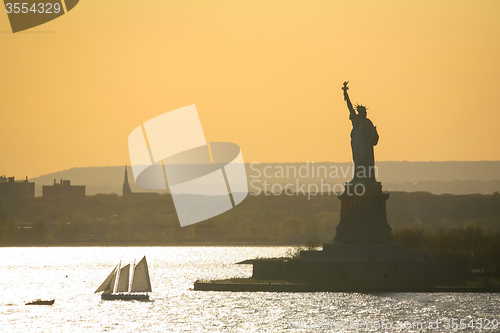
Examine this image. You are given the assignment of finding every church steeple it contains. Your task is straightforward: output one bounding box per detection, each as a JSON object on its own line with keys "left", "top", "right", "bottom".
{"left": 123, "top": 166, "right": 132, "bottom": 196}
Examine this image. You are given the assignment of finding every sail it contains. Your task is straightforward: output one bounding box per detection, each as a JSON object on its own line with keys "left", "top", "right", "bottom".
{"left": 116, "top": 264, "right": 130, "bottom": 292}
{"left": 130, "top": 256, "right": 152, "bottom": 292}
{"left": 95, "top": 266, "right": 118, "bottom": 293}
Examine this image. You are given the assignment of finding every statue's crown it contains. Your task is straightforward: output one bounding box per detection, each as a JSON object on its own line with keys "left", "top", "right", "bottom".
{"left": 355, "top": 104, "right": 368, "bottom": 111}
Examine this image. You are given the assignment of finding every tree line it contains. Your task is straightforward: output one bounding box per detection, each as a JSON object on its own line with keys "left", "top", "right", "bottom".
{"left": 0, "top": 191, "right": 499, "bottom": 272}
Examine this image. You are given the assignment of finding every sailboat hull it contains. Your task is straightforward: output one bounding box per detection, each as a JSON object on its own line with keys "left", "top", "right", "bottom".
{"left": 101, "top": 293, "right": 149, "bottom": 301}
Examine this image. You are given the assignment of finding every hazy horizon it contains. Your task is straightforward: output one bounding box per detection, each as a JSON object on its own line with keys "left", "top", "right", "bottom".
{"left": 13, "top": 161, "right": 500, "bottom": 197}
{"left": 3, "top": 159, "right": 500, "bottom": 180}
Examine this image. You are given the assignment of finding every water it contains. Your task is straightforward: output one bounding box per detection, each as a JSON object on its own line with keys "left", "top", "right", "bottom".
{"left": 0, "top": 247, "right": 499, "bottom": 332}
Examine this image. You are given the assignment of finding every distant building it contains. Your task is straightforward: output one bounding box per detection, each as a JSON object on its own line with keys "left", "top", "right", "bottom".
{"left": 0, "top": 176, "right": 35, "bottom": 199}
{"left": 123, "top": 166, "right": 156, "bottom": 196}
{"left": 43, "top": 179, "right": 85, "bottom": 197}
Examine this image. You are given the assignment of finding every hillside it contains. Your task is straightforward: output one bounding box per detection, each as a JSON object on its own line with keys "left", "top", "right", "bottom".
{"left": 27, "top": 161, "right": 500, "bottom": 196}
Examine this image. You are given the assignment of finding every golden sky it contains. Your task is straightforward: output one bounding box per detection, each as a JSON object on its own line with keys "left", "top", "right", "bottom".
{"left": 1, "top": 0, "right": 499, "bottom": 178}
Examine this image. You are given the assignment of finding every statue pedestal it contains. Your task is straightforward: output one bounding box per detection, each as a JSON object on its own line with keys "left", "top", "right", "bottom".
{"left": 334, "top": 181, "right": 392, "bottom": 245}
{"left": 300, "top": 181, "right": 426, "bottom": 265}
{"left": 294, "top": 181, "right": 432, "bottom": 285}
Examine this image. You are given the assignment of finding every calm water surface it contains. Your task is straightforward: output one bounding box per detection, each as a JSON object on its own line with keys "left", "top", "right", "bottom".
{"left": 0, "top": 247, "right": 499, "bottom": 332}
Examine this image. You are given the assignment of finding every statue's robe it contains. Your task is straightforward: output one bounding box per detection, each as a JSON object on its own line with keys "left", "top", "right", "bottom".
{"left": 350, "top": 112, "right": 379, "bottom": 181}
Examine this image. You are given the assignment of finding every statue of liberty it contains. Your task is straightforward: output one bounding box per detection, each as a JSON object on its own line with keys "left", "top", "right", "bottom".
{"left": 342, "top": 81, "right": 379, "bottom": 183}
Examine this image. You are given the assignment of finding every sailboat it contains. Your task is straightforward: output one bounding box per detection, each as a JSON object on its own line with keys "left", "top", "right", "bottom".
{"left": 95, "top": 256, "right": 152, "bottom": 300}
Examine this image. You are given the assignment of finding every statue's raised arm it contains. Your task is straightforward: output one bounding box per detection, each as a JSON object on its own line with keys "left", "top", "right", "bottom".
{"left": 342, "top": 81, "right": 356, "bottom": 117}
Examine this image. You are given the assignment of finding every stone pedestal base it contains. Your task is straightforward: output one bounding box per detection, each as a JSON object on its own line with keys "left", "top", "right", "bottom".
{"left": 334, "top": 181, "right": 392, "bottom": 245}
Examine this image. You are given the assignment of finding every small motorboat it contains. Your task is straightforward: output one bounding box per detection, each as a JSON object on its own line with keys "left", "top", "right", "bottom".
{"left": 26, "top": 299, "right": 55, "bottom": 305}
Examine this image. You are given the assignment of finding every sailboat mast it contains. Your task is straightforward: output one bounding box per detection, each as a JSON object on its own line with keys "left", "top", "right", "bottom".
{"left": 114, "top": 261, "right": 121, "bottom": 294}
{"left": 129, "top": 259, "right": 135, "bottom": 293}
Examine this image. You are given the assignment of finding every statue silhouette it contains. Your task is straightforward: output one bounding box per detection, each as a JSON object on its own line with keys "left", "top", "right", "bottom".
{"left": 342, "top": 81, "right": 379, "bottom": 183}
